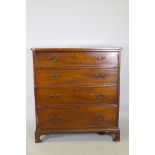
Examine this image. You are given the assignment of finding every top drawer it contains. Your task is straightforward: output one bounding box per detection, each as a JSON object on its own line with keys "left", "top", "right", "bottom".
{"left": 34, "top": 52, "right": 118, "bottom": 68}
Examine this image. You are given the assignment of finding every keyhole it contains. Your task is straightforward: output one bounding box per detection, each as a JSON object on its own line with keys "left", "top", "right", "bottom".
{"left": 75, "top": 53, "right": 78, "bottom": 57}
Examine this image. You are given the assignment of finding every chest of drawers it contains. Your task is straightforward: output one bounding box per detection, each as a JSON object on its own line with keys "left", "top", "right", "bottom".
{"left": 32, "top": 47, "right": 122, "bottom": 142}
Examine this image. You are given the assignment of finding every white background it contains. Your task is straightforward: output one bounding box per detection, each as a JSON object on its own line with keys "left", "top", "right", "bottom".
{"left": 0, "top": 0, "right": 155, "bottom": 155}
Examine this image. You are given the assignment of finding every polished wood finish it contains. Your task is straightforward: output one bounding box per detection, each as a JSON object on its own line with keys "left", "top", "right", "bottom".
{"left": 36, "top": 87, "right": 118, "bottom": 106}
{"left": 35, "top": 69, "right": 118, "bottom": 86}
{"left": 37, "top": 107, "right": 117, "bottom": 129}
{"left": 34, "top": 52, "right": 118, "bottom": 68}
{"left": 32, "top": 47, "right": 122, "bottom": 142}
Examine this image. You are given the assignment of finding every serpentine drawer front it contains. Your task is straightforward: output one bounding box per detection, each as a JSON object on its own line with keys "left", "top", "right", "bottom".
{"left": 32, "top": 47, "right": 122, "bottom": 142}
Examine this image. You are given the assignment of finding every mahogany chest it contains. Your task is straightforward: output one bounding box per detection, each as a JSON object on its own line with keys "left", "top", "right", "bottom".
{"left": 32, "top": 47, "right": 122, "bottom": 142}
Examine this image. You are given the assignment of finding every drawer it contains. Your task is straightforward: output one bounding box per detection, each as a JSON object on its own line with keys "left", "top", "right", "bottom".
{"left": 35, "top": 69, "right": 118, "bottom": 86}
{"left": 34, "top": 52, "right": 118, "bottom": 68}
{"left": 36, "top": 87, "right": 118, "bottom": 105}
{"left": 37, "top": 107, "right": 117, "bottom": 129}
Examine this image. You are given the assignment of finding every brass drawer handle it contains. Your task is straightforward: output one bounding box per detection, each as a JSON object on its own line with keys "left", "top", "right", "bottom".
{"left": 95, "top": 73, "right": 106, "bottom": 79}
{"left": 48, "top": 56, "right": 58, "bottom": 62}
{"left": 96, "top": 56, "right": 106, "bottom": 61}
{"left": 50, "top": 114, "right": 62, "bottom": 121}
{"left": 96, "top": 93, "right": 104, "bottom": 99}
{"left": 96, "top": 115, "right": 104, "bottom": 121}
{"left": 49, "top": 74, "right": 60, "bottom": 80}
{"left": 49, "top": 93, "right": 60, "bottom": 98}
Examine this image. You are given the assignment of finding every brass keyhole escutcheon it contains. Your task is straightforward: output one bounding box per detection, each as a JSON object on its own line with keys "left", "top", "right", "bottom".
{"left": 75, "top": 52, "right": 79, "bottom": 57}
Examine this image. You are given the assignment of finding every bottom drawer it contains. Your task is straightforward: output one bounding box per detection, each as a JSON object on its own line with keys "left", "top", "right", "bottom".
{"left": 37, "top": 107, "right": 118, "bottom": 129}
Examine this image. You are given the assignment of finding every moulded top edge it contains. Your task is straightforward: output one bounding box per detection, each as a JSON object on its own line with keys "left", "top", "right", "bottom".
{"left": 31, "top": 47, "right": 123, "bottom": 52}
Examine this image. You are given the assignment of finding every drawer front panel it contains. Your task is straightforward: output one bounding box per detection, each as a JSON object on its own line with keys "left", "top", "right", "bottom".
{"left": 37, "top": 107, "right": 117, "bottom": 129}
{"left": 34, "top": 52, "right": 118, "bottom": 68}
{"left": 35, "top": 69, "right": 118, "bottom": 86}
{"left": 36, "top": 87, "right": 117, "bottom": 105}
